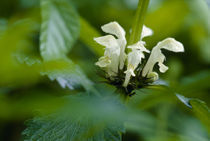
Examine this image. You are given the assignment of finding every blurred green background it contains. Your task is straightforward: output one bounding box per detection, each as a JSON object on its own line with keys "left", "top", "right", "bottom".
{"left": 0, "top": 0, "right": 209, "bottom": 141}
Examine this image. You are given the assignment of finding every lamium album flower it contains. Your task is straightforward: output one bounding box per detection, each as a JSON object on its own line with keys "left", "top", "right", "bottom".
{"left": 95, "top": 21, "right": 184, "bottom": 94}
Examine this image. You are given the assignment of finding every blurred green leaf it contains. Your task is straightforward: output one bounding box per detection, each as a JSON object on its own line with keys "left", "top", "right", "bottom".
{"left": 129, "top": 86, "right": 176, "bottom": 110}
{"left": 41, "top": 59, "right": 95, "bottom": 92}
{"left": 0, "top": 19, "right": 40, "bottom": 87}
{"left": 40, "top": 0, "right": 80, "bottom": 60}
{"left": 190, "top": 99, "right": 210, "bottom": 133}
{"left": 177, "top": 70, "right": 210, "bottom": 95}
{"left": 39, "top": 0, "right": 96, "bottom": 91}
{"left": 175, "top": 94, "right": 210, "bottom": 134}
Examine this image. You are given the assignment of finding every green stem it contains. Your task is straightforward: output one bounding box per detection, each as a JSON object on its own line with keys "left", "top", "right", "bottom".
{"left": 128, "top": 0, "right": 150, "bottom": 45}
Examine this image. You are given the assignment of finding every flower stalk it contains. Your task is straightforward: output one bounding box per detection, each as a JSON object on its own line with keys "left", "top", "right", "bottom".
{"left": 129, "top": 0, "right": 150, "bottom": 45}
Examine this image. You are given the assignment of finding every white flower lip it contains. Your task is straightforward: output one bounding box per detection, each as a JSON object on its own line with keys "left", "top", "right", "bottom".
{"left": 101, "top": 21, "right": 126, "bottom": 39}
{"left": 94, "top": 35, "right": 118, "bottom": 48}
{"left": 142, "top": 38, "right": 184, "bottom": 77}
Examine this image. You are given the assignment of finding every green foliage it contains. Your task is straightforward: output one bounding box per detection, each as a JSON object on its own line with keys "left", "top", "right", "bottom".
{"left": 23, "top": 115, "right": 123, "bottom": 141}
{"left": 40, "top": 0, "right": 80, "bottom": 60}
{"left": 22, "top": 94, "right": 125, "bottom": 141}
{"left": 0, "top": 0, "right": 209, "bottom": 141}
{"left": 190, "top": 99, "right": 210, "bottom": 133}
{"left": 41, "top": 59, "right": 94, "bottom": 91}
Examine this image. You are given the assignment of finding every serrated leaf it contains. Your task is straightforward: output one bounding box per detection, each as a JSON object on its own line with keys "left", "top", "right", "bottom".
{"left": 40, "top": 0, "right": 80, "bottom": 60}
{"left": 23, "top": 116, "right": 123, "bottom": 141}
{"left": 39, "top": 0, "right": 94, "bottom": 91}
{"left": 22, "top": 95, "right": 125, "bottom": 141}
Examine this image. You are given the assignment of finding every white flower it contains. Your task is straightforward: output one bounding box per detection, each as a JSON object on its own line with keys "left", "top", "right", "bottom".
{"left": 142, "top": 38, "right": 184, "bottom": 77}
{"left": 123, "top": 26, "right": 152, "bottom": 87}
{"left": 101, "top": 22, "right": 127, "bottom": 70}
{"left": 95, "top": 22, "right": 127, "bottom": 77}
{"left": 95, "top": 21, "right": 185, "bottom": 89}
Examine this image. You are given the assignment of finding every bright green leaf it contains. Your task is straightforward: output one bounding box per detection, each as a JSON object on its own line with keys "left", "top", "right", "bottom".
{"left": 40, "top": 0, "right": 80, "bottom": 60}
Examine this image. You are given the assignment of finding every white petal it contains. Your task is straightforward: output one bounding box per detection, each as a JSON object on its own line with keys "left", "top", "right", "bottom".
{"left": 123, "top": 71, "right": 132, "bottom": 87}
{"left": 101, "top": 21, "right": 126, "bottom": 39}
{"left": 142, "top": 38, "right": 184, "bottom": 77}
{"left": 156, "top": 38, "right": 184, "bottom": 52}
{"left": 95, "top": 56, "right": 111, "bottom": 68}
{"left": 123, "top": 50, "right": 145, "bottom": 87}
{"left": 158, "top": 63, "right": 168, "bottom": 73}
{"left": 94, "top": 35, "right": 118, "bottom": 48}
{"left": 141, "top": 25, "right": 153, "bottom": 40}
{"left": 127, "top": 41, "right": 150, "bottom": 53}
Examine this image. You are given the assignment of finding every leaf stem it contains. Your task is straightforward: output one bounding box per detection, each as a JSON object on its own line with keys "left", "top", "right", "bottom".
{"left": 128, "top": 0, "right": 150, "bottom": 45}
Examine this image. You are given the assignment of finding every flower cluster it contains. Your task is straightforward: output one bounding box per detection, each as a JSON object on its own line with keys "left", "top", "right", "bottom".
{"left": 95, "top": 22, "right": 184, "bottom": 93}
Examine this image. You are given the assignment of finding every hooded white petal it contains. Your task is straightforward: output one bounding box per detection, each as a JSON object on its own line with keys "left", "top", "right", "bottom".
{"left": 123, "top": 42, "right": 149, "bottom": 87}
{"left": 156, "top": 38, "right": 184, "bottom": 52}
{"left": 101, "top": 22, "right": 127, "bottom": 70}
{"left": 142, "top": 38, "right": 184, "bottom": 77}
{"left": 101, "top": 21, "right": 126, "bottom": 39}
{"left": 94, "top": 34, "right": 121, "bottom": 77}
{"left": 141, "top": 25, "right": 153, "bottom": 40}
{"left": 94, "top": 35, "right": 118, "bottom": 48}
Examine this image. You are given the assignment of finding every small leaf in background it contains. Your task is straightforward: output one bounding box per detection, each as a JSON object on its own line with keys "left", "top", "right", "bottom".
{"left": 175, "top": 94, "right": 210, "bottom": 134}
{"left": 40, "top": 0, "right": 80, "bottom": 60}
{"left": 41, "top": 59, "right": 94, "bottom": 92}
{"left": 177, "top": 70, "right": 210, "bottom": 95}
{"left": 176, "top": 94, "right": 192, "bottom": 108}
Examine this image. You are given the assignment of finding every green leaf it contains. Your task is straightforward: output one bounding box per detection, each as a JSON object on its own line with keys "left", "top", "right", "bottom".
{"left": 41, "top": 59, "right": 94, "bottom": 92}
{"left": 40, "top": 0, "right": 80, "bottom": 60}
{"left": 178, "top": 70, "right": 210, "bottom": 94}
{"left": 176, "top": 94, "right": 210, "bottom": 133}
{"left": 22, "top": 95, "right": 125, "bottom": 141}
{"left": 39, "top": 0, "right": 95, "bottom": 91}
{"left": 23, "top": 117, "right": 123, "bottom": 141}
{"left": 190, "top": 99, "right": 210, "bottom": 133}
{"left": 23, "top": 116, "right": 123, "bottom": 141}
